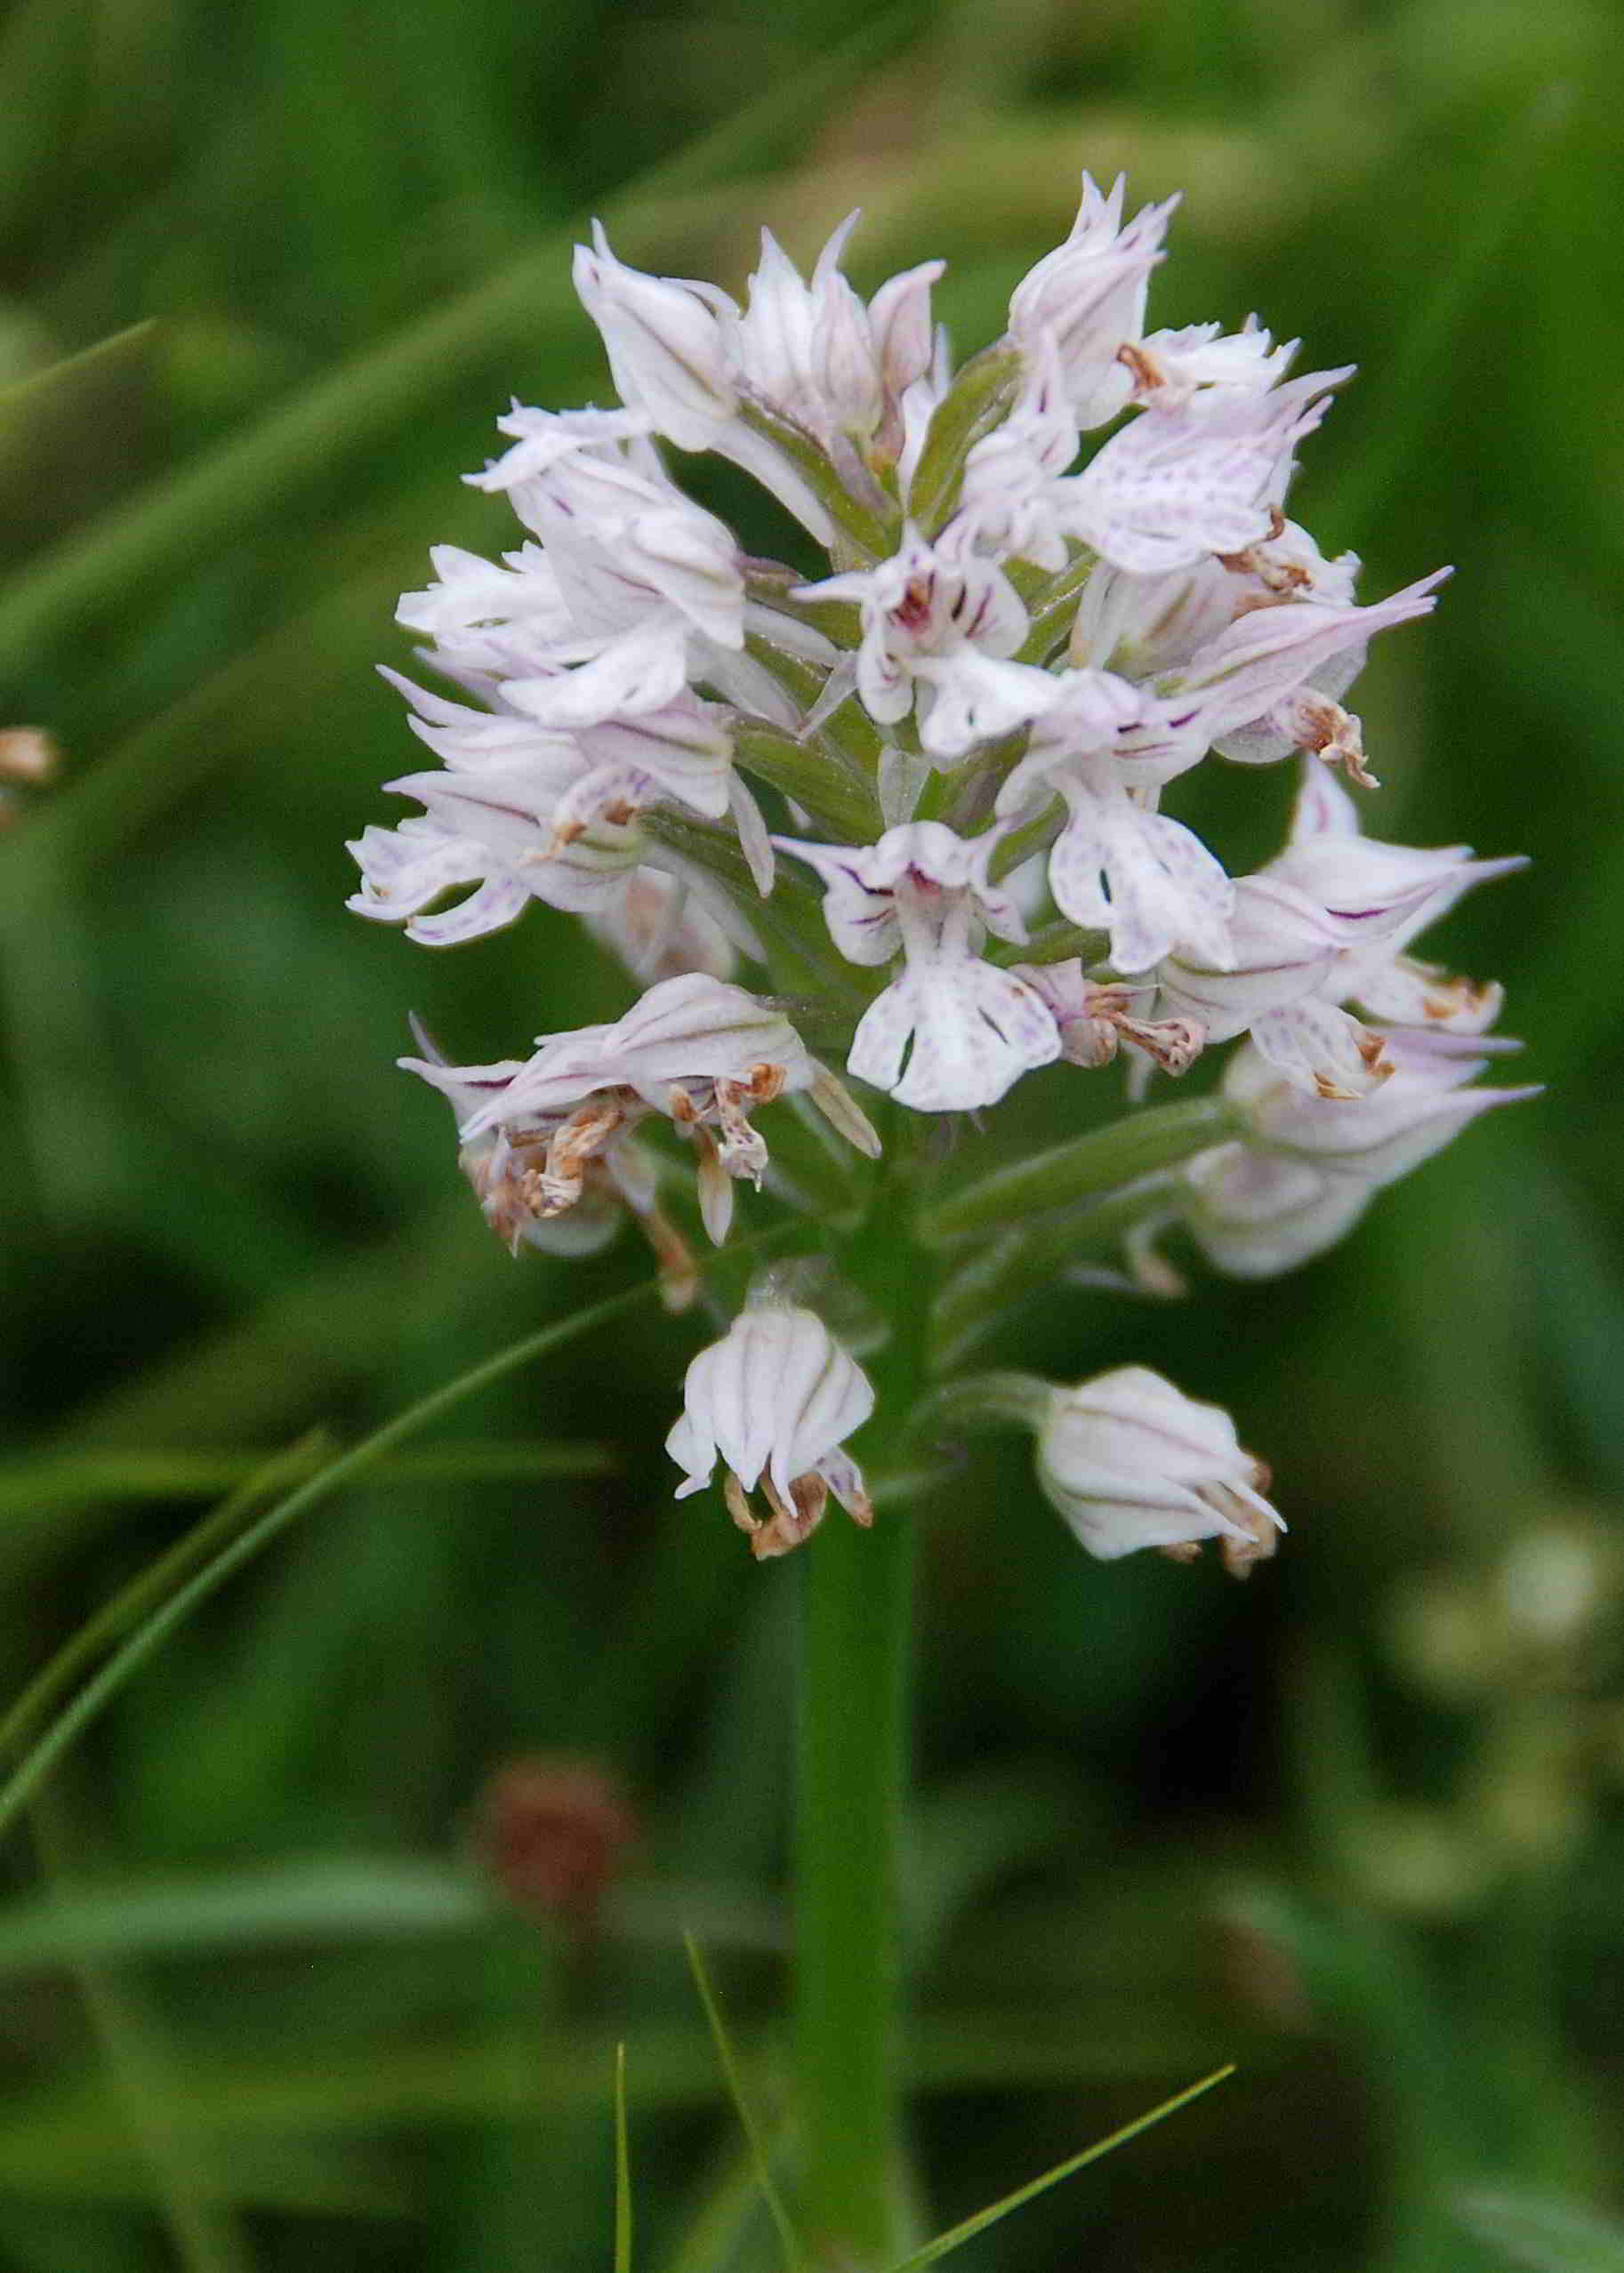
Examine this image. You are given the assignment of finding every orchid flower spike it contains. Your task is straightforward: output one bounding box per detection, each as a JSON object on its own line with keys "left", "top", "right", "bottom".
{"left": 351, "top": 169, "right": 1530, "bottom": 1588}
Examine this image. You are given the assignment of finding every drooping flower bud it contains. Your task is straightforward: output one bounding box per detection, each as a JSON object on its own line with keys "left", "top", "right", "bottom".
{"left": 666, "top": 1303, "right": 876, "bottom": 1558}
{"left": 1033, "top": 1366, "right": 1283, "bottom": 1575}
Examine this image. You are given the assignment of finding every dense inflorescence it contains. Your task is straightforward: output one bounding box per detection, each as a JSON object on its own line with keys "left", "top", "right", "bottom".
{"left": 350, "top": 176, "right": 1531, "bottom": 1564}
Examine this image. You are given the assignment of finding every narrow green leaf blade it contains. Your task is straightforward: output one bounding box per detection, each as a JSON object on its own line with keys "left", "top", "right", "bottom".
{"left": 0, "top": 1227, "right": 799, "bottom": 1846}
{"left": 615, "top": 2044, "right": 634, "bottom": 2273}
{"left": 907, "top": 345, "right": 1023, "bottom": 537}
{"left": 682, "top": 1932, "right": 800, "bottom": 2273}
{"left": 921, "top": 1097, "right": 1234, "bottom": 1244}
{"left": 880, "top": 2065, "right": 1234, "bottom": 2272}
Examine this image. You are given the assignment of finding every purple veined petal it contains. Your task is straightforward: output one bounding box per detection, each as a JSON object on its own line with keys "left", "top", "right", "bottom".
{"left": 1049, "top": 793, "right": 1234, "bottom": 974}
{"left": 773, "top": 836, "right": 900, "bottom": 967}
{"left": 398, "top": 1049, "right": 533, "bottom": 1133}
{"left": 849, "top": 959, "right": 1059, "bottom": 1113}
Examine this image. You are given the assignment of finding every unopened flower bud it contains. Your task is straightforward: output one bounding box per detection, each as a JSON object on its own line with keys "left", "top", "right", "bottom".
{"left": 666, "top": 1303, "right": 875, "bottom": 1557}
{"left": 1033, "top": 1365, "right": 1282, "bottom": 1574}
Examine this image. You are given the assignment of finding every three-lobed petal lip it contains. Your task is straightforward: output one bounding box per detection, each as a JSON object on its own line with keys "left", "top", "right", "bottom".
{"left": 776, "top": 822, "right": 1063, "bottom": 1112}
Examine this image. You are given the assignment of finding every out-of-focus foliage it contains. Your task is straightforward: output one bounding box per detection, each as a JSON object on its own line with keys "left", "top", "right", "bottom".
{"left": 1, "top": 0, "right": 1622, "bottom": 2266}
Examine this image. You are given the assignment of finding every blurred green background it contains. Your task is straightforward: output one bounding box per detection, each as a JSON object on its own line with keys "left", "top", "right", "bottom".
{"left": 2, "top": 0, "right": 1623, "bottom": 2266}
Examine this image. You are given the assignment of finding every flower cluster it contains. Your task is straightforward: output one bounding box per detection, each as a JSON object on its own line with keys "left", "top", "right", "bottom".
{"left": 351, "top": 177, "right": 1529, "bottom": 1567}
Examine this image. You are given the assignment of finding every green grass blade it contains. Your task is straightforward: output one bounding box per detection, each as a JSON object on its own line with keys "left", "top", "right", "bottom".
{"left": 0, "top": 1433, "right": 333, "bottom": 1769}
{"left": 615, "top": 2044, "right": 633, "bottom": 2273}
{"left": 0, "top": 1225, "right": 796, "bottom": 1847}
{"left": 682, "top": 1932, "right": 801, "bottom": 2273}
{"left": 0, "top": 1438, "right": 615, "bottom": 1513}
{"left": 29, "top": 1802, "right": 255, "bottom": 2273}
{"left": 0, "top": 321, "right": 155, "bottom": 425}
{"left": 879, "top": 2065, "right": 1234, "bottom": 2272}
{"left": 0, "top": 3, "right": 929, "bottom": 683}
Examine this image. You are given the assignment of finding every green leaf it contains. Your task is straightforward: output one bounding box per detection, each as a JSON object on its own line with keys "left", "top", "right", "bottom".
{"left": 733, "top": 723, "right": 880, "bottom": 844}
{"left": 682, "top": 1932, "right": 800, "bottom": 2273}
{"left": 0, "top": 321, "right": 156, "bottom": 430}
{"left": 0, "top": 1858, "right": 783, "bottom": 1976}
{"left": 878, "top": 2065, "right": 1234, "bottom": 2271}
{"left": 920, "top": 1097, "right": 1234, "bottom": 1244}
{"left": 906, "top": 345, "right": 1022, "bottom": 537}
{"left": 735, "top": 400, "right": 895, "bottom": 561}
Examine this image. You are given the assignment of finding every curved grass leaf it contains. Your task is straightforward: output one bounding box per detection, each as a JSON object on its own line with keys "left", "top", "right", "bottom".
{"left": 0, "top": 1226, "right": 798, "bottom": 1846}
{"left": 879, "top": 2064, "right": 1234, "bottom": 2272}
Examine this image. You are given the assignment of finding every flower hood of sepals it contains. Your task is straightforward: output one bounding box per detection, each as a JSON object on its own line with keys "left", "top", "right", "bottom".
{"left": 1050, "top": 366, "right": 1350, "bottom": 577}
{"left": 1149, "top": 850, "right": 1484, "bottom": 1100}
{"left": 1119, "top": 315, "right": 1299, "bottom": 409}
{"left": 478, "top": 445, "right": 745, "bottom": 654}
{"left": 385, "top": 667, "right": 737, "bottom": 817}
{"left": 1033, "top": 1364, "right": 1283, "bottom": 1575}
{"left": 571, "top": 222, "right": 740, "bottom": 454}
{"left": 395, "top": 516, "right": 752, "bottom": 751}
{"left": 1170, "top": 570, "right": 1449, "bottom": 776}
{"left": 570, "top": 221, "right": 929, "bottom": 545}
{"left": 956, "top": 331, "right": 1079, "bottom": 572}
{"left": 1262, "top": 761, "right": 1525, "bottom": 1028}
{"left": 347, "top": 776, "right": 644, "bottom": 946}
{"left": 402, "top": 1015, "right": 681, "bottom": 1275}
{"left": 775, "top": 820, "right": 1063, "bottom": 1114}
{"left": 1178, "top": 1140, "right": 1376, "bottom": 1281}
{"left": 417, "top": 975, "right": 879, "bottom": 1242}
{"left": 1223, "top": 1025, "right": 1540, "bottom": 1187}
{"left": 1010, "top": 958, "right": 1205, "bottom": 1075}
{"left": 665, "top": 1302, "right": 876, "bottom": 1560}
{"left": 396, "top": 542, "right": 577, "bottom": 678}
{"left": 734, "top": 213, "right": 943, "bottom": 458}
{"left": 1069, "top": 518, "right": 1362, "bottom": 688}
{"left": 1007, "top": 173, "right": 1179, "bottom": 429}
{"left": 995, "top": 687, "right": 1236, "bottom": 977}
{"left": 460, "top": 400, "right": 654, "bottom": 491}
{"left": 792, "top": 526, "right": 1062, "bottom": 764}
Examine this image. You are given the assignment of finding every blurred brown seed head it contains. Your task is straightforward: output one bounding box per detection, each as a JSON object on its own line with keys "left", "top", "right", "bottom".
{"left": 478, "top": 1756, "right": 639, "bottom": 1931}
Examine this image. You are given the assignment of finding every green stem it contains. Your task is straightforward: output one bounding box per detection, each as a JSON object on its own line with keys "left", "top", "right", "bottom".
{"left": 795, "top": 1132, "right": 932, "bottom": 2265}
{"left": 796, "top": 1508, "right": 913, "bottom": 2265}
